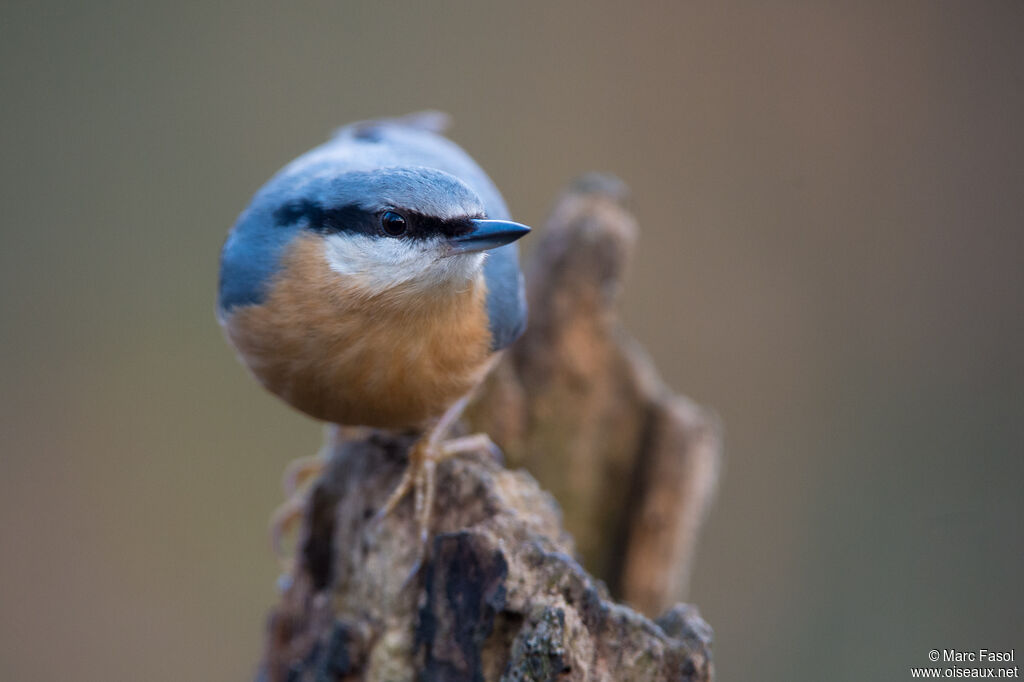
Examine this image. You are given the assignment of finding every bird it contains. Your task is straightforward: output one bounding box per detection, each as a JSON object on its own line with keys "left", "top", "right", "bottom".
{"left": 216, "top": 112, "right": 530, "bottom": 556}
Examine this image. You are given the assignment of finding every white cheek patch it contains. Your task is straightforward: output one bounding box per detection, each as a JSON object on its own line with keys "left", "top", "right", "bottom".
{"left": 322, "top": 234, "right": 485, "bottom": 296}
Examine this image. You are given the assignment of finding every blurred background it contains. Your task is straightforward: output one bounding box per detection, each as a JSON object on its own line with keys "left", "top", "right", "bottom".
{"left": 2, "top": 2, "right": 1022, "bottom": 680}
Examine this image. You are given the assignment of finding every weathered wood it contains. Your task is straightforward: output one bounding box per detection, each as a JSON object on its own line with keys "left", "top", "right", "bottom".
{"left": 467, "top": 175, "right": 721, "bottom": 614}
{"left": 261, "top": 431, "right": 713, "bottom": 681}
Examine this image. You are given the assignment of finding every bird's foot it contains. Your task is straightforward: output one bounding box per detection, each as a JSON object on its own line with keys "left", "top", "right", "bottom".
{"left": 373, "top": 432, "right": 499, "bottom": 578}
{"left": 438, "top": 432, "right": 503, "bottom": 464}
{"left": 269, "top": 453, "right": 328, "bottom": 561}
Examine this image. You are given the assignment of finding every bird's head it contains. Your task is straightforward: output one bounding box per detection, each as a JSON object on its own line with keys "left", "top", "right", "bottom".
{"left": 219, "top": 166, "right": 529, "bottom": 312}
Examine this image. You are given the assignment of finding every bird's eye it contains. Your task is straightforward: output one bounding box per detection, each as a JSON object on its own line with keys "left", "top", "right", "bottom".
{"left": 380, "top": 211, "right": 407, "bottom": 237}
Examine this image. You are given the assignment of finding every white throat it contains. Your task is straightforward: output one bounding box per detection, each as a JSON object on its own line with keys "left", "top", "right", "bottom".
{"left": 321, "top": 234, "right": 486, "bottom": 297}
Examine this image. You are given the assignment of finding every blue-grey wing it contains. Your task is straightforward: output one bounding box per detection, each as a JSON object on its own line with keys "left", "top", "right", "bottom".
{"left": 483, "top": 242, "right": 528, "bottom": 351}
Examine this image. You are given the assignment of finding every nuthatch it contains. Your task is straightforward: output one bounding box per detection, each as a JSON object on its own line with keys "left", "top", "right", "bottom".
{"left": 217, "top": 112, "right": 529, "bottom": 550}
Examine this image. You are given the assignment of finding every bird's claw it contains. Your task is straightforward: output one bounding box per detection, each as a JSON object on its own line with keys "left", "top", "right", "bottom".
{"left": 440, "top": 433, "right": 503, "bottom": 464}
{"left": 269, "top": 453, "right": 328, "bottom": 563}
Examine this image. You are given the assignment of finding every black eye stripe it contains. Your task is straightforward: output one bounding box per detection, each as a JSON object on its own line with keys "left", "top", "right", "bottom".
{"left": 273, "top": 200, "right": 377, "bottom": 236}
{"left": 405, "top": 214, "right": 475, "bottom": 238}
{"left": 274, "top": 200, "right": 476, "bottom": 240}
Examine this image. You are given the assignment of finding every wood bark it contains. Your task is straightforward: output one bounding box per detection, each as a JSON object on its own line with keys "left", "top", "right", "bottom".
{"left": 259, "top": 176, "right": 720, "bottom": 681}
{"left": 467, "top": 174, "right": 721, "bottom": 613}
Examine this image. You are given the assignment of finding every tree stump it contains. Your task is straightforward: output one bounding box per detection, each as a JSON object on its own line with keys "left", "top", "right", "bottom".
{"left": 467, "top": 175, "right": 721, "bottom": 614}
{"left": 259, "top": 177, "right": 720, "bottom": 681}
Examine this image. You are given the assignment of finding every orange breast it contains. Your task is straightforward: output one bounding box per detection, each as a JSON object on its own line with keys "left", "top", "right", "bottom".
{"left": 222, "top": 234, "right": 495, "bottom": 428}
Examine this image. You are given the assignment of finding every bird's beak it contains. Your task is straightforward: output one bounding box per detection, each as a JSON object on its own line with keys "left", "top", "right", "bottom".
{"left": 448, "top": 219, "right": 531, "bottom": 254}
